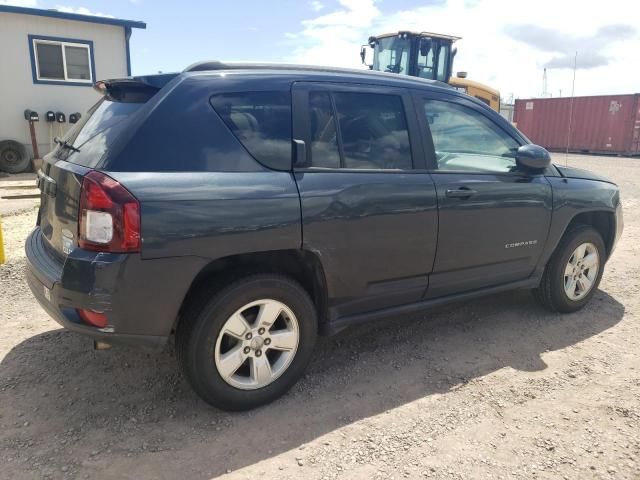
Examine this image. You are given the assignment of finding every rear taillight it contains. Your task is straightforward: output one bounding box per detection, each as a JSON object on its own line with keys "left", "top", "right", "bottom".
{"left": 77, "top": 308, "right": 108, "bottom": 328}
{"left": 79, "top": 171, "right": 140, "bottom": 253}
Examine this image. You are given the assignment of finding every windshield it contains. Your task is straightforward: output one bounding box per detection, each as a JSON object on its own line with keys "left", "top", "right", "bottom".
{"left": 372, "top": 36, "right": 410, "bottom": 74}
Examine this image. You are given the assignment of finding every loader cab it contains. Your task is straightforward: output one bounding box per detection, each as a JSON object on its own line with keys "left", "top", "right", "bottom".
{"left": 362, "top": 31, "right": 501, "bottom": 111}
{"left": 364, "top": 31, "right": 458, "bottom": 83}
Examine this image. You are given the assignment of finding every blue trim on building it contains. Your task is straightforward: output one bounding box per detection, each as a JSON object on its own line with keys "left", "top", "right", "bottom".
{"left": 0, "top": 5, "right": 146, "bottom": 29}
{"left": 28, "top": 34, "right": 97, "bottom": 87}
{"left": 125, "top": 27, "right": 132, "bottom": 76}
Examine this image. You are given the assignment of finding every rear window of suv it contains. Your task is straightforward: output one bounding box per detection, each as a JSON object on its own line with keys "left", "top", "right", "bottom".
{"left": 56, "top": 99, "right": 145, "bottom": 168}
{"left": 71, "top": 100, "right": 143, "bottom": 148}
{"left": 210, "top": 91, "right": 292, "bottom": 171}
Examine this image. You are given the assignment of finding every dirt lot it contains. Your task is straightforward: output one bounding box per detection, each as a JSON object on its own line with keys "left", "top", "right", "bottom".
{"left": 1, "top": 154, "right": 638, "bottom": 480}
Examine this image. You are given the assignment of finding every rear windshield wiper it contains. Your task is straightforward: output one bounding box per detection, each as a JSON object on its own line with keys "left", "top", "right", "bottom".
{"left": 54, "top": 136, "right": 81, "bottom": 153}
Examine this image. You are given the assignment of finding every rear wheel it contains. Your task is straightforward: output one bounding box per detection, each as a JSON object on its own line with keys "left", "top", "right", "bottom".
{"left": 534, "top": 226, "right": 605, "bottom": 312}
{"left": 176, "top": 274, "right": 317, "bottom": 410}
{"left": 0, "top": 140, "right": 30, "bottom": 174}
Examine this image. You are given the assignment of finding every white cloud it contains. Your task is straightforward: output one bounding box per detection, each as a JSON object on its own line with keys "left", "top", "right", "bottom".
{"left": 54, "top": 5, "right": 115, "bottom": 18}
{"left": 310, "top": 1, "right": 324, "bottom": 12}
{"left": 286, "top": 0, "right": 640, "bottom": 98}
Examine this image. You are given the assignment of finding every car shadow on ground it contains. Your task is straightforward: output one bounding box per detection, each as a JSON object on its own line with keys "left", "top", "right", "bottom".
{"left": 0, "top": 288, "right": 625, "bottom": 478}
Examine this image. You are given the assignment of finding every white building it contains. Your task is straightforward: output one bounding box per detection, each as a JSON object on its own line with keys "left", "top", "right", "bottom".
{"left": 0, "top": 5, "right": 145, "bottom": 172}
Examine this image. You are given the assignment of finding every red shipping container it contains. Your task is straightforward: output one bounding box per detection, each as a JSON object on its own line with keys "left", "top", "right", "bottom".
{"left": 514, "top": 94, "right": 640, "bottom": 156}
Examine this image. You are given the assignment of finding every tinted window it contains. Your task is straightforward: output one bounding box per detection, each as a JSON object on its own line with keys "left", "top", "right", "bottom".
{"left": 70, "top": 99, "right": 143, "bottom": 148}
{"left": 334, "top": 92, "right": 411, "bottom": 170}
{"left": 309, "top": 92, "right": 340, "bottom": 168}
{"left": 60, "top": 99, "right": 145, "bottom": 167}
{"left": 211, "top": 91, "right": 292, "bottom": 170}
{"left": 424, "top": 99, "right": 519, "bottom": 173}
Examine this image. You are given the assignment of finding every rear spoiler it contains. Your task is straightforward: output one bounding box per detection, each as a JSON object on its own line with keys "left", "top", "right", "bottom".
{"left": 94, "top": 73, "right": 178, "bottom": 102}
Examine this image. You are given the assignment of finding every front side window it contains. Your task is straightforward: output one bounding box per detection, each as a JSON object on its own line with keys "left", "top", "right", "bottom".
{"left": 372, "top": 36, "right": 410, "bottom": 74}
{"left": 211, "top": 91, "right": 292, "bottom": 170}
{"left": 30, "top": 36, "right": 93, "bottom": 83}
{"left": 424, "top": 99, "right": 519, "bottom": 173}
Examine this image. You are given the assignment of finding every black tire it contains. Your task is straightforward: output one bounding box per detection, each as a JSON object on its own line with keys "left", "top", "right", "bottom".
{"left": 176, "top": 274, "right": 317, "bottom": 411}
{"left": 533, "top": 226, "right": 606, "bottom": 313}
{"left": 0, "top": 140, "right": 30, "bottom": 174}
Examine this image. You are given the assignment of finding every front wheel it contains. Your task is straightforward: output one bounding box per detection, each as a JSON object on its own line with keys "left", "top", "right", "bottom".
{"left": 534, "top": 226, "right": 606, "bottom": 313}
{"left": 176, "top": 275, "right": 317, "bottom": 411}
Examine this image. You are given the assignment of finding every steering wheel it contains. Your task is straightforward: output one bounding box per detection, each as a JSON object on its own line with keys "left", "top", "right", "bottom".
{"left": 385, "top": 64, "right": 403, "bottom": 74}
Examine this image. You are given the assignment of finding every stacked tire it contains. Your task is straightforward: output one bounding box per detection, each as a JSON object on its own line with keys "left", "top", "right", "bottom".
{"left": 0, "top": 140, "right": 30, "bottom": 174}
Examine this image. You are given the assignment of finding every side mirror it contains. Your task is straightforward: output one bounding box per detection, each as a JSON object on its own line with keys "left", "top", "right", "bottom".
{"left": 515, "top": 144, "right": 551, "bottom": 171}
{"left": 360, "top": 45, "right": 371, "bottom": 67}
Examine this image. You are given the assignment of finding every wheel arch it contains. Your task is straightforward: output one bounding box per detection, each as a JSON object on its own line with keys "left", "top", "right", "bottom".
{"left": 174, "top": 249, "right": 330, "bottom": 335}
{"left": 563, "top": 210, "right": 616, "bottom": 259}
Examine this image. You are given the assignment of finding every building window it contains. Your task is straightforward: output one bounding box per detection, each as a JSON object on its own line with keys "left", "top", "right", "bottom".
{"left": 29, "top": 35, "right": 95, "bottom": 85}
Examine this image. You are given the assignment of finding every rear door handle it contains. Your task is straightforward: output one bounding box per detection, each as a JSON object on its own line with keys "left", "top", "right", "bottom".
{"left": 445, "top": 187, "right": 477, "bottom": 198}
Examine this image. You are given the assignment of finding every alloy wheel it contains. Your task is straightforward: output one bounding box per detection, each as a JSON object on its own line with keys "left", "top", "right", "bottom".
{"left": 214, "top": 299, "right": 299, "bottom": 390}
{"left": 563, "top": 242, "right": 600, "bottom": 301}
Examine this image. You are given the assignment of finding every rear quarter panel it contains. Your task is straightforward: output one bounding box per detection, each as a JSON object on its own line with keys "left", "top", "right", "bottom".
{"left": 107, "top": 171, "right": 302, "bottom": 260}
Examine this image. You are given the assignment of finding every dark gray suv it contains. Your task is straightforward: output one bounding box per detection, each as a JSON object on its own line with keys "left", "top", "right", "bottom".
{"left": 26, "top": 63, "right": 623, "bottom": 410}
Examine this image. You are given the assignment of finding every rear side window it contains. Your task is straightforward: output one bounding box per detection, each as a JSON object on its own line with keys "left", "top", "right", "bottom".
{"left": 309, "top": 91, "right": 340, "bottom": 168}
{"left": 307, "top": 91, "right": 412, "bottom": 170}
{"left": 211, "top": 91, "right": 292, "bottom": 170}
{"left": 334, "top": 92, "right": 411, "bottom": 170}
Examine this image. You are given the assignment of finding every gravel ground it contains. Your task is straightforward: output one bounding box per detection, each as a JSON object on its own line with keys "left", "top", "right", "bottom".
{"left": 0, "top": 154, "right": 638, "bottom": 480}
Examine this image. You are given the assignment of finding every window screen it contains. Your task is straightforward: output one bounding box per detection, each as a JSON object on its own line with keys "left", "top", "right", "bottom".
{"left": 65, "top": 45, "right": 91, "bottom": 80}
{"left": 36, "top": 43, "right": 64, "bottom": 80}
{"left": 333, "top": 92, "right": 411, "bottom": 170}
{"left": 210, "top": 91, "right": 292, "bottom": 170}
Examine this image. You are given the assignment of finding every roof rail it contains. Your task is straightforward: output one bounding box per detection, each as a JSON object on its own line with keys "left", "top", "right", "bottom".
{"left": 182, "top": 60, "right": 454, "bottom": 90}
{"left": 183, "top": 61, "right": 372, "bottom": 75}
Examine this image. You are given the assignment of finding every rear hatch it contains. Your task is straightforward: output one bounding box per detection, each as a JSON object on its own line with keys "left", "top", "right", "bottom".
{"left": 36, "top": 75, "right": 175, "bottom": 256}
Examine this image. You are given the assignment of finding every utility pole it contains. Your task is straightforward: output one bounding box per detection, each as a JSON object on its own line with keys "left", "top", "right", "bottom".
{"left": 565, "top": 51, "right": 578, "bottom": 166}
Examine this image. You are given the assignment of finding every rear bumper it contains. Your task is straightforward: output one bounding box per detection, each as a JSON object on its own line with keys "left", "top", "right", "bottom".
{"left": 26, "top": 266, "right": 166, "bottom": 350}
{"left": 25, "top": 227, "right": 206, "bottom": 351}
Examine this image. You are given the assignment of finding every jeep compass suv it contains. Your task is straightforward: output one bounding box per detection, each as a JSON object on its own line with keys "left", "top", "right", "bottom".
{"left": 26, "top": 63, "right": 623, "bottom": 410}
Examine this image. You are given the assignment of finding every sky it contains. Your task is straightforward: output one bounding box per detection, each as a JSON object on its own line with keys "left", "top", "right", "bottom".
{"left": 3, "top": 0, "right": 639, "bottom": 100}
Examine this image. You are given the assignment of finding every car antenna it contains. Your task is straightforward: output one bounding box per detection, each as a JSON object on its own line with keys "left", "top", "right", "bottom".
{"left": 565, "top": 51, "right": 578, "bottom": 167}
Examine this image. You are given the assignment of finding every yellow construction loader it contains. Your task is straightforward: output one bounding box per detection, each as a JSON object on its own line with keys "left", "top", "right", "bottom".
{"left": 361, "top": 31, "right": 500, "bottom": 111}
